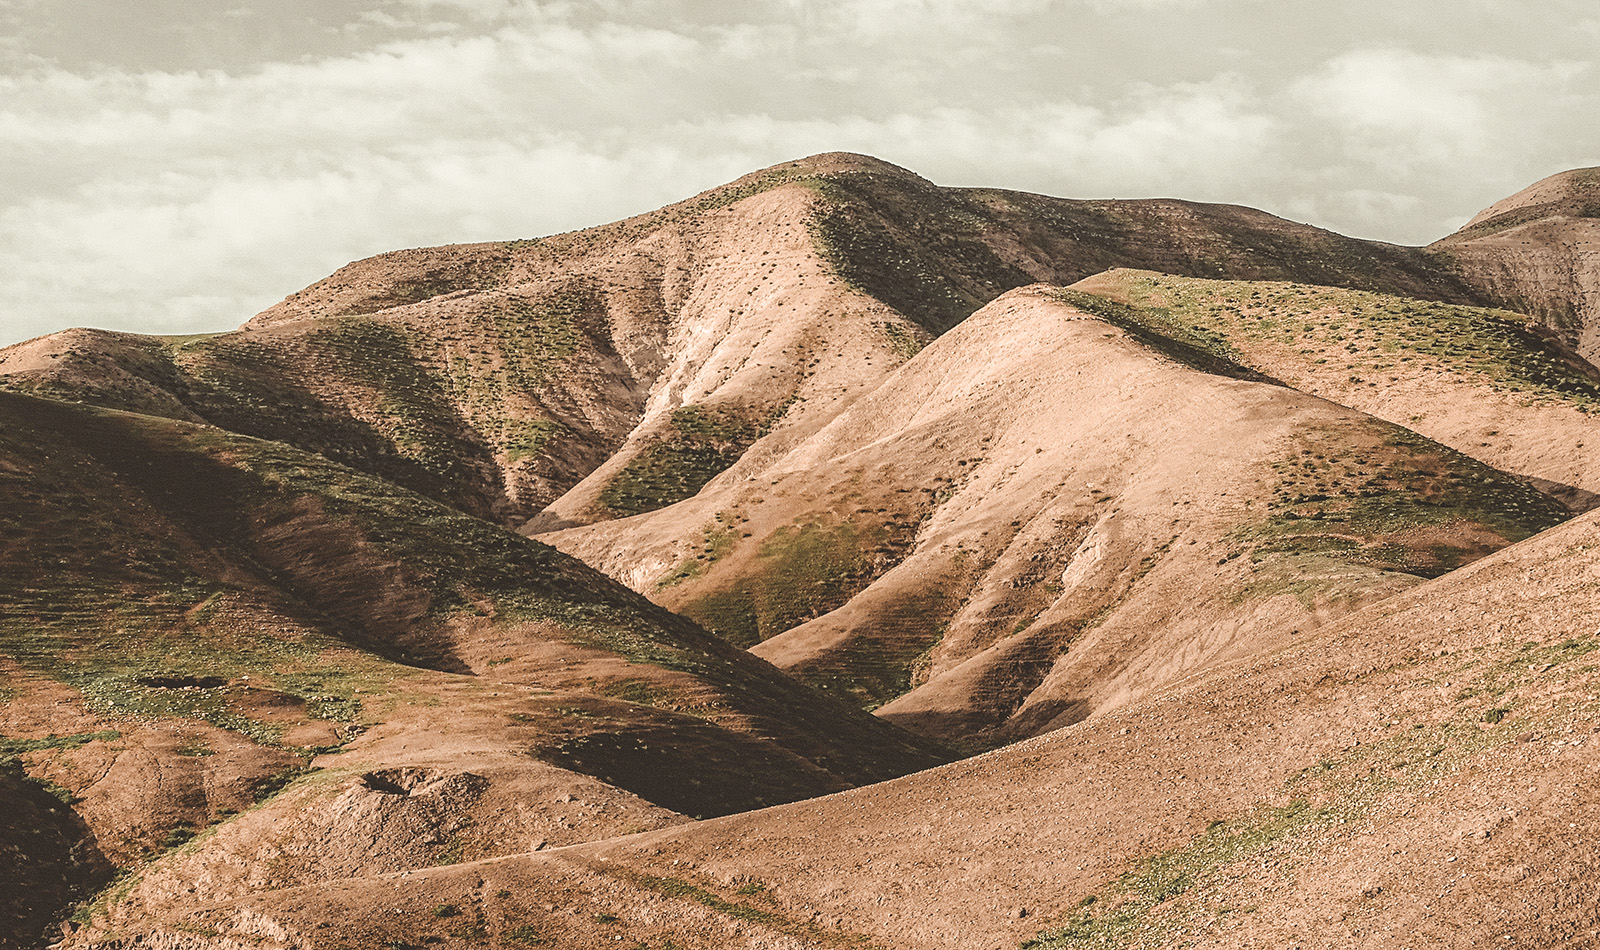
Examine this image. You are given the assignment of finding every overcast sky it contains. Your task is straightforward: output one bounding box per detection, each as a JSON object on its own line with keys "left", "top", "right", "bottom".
{"left": 2, "top": 0, "right": 1597, "bottom": 347}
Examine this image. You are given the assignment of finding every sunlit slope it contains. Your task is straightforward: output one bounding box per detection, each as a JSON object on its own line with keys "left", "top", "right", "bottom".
{"left": 1434, "top": 167, "right": 1600, "bottom": 362}
{"left": 1074, "top": 268, "right": 1600, "bottom": 511}
{"left": 545, "top": 287, "right": 1567, "bottom": 748}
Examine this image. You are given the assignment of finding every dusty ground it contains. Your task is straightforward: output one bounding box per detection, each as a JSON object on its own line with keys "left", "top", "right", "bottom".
{"left": 93, "top": 503, "right": 1600, "bottom": 950}
{"left": 544, "top": 287, "right": 1565, "bottom": 748}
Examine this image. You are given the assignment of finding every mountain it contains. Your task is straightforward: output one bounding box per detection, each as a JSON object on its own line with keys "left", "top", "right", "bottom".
{"left": 0, "top": 389, "right": 944, "bottom": 945}
{"left": 1433, "top": 167, "right": 1600, "bottom": 362}
{"left": 0, "top": 153, "right": 1500, "bottom": 538}
{"left": 4, "top": 154, "right": 1600, "bottom": 947}
{"left": 84, "top": 497, "right": 1600, "bottom": 950}
{"left": 543, "top": 285, "right": 1568, "bottom": 748}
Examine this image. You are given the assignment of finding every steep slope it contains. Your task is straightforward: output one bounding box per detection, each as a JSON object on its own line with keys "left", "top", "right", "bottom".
{"left": 0, "top": 153, "right": 1497, "bottom": 535}
{"left": 1073, "top": 269, "right": 1600, "bottom": 511}
{"left": 1434, "top": 167, "right": 1600, "bottom": 361}
{"left": 0, "top": 390, "right": 945, "bottom": 947}
{"left": 90, "top": 486, "right": 1600, "bottom": 950}
{"left": 543, "top": 287, "right": 1567, "bottom": 748}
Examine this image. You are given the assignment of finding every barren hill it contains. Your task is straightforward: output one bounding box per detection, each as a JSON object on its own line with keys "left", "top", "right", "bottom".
{"left": 6, "top": 156, "right": 1600, "bottom": 947}
{"left": 1433, "top": 167, "right": 1600, "bottom": 362}
{"left": 0, "top": 153, "right": 1499, "bottom": 536}
{"left": 1073, "top": 269, "right": 1600, "bottom": 511}
{"left": 543, "top": 287, "right": 1567, "bottom": 748}
{"left": 0, "top": 390, "right": 944, "bottom": 944}
{"left": 88, "top": 482, "right": 1600, "bottom": 950}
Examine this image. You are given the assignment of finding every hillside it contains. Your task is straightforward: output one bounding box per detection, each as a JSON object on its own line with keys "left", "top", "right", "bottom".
{"left": 0, "top": 153, "right": 1499, "bottom": 537}
{"left": 1073, "top": 269, "right": 1600, "bottom": 511}
{"left": 1434, "top": 167, "right": 1600, "bottom": 362}
{"left": 6, "top": 155, "right": 1600, "bottom": 947}
{"left": 543, "top": 287, "right": 1567, "bottom": 748}
{"left": 0, "top": 390, "right": 944, "bottom": 946}
{"left": 85, "top": 486, "right": 1600, "bottom": 950}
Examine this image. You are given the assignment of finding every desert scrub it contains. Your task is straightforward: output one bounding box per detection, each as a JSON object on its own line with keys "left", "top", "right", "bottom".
{"left": 490, "top": 284, "right": 593, "bottom": 392}
{"left": 1050, "top": 289, "right": 1274, "bottom": 385}
{"left": 657, "top": 513, "right": 743, "bottom": 589}
{"left": 679, "top": 510, "right": 920, "bottom": 650}
{"left": 1231, "top": 418, "right": 1568, "bottom": 578}
{"left": 808, "top": 172, "right": 1031, "bottom": 336}
{"left": 600, "top": 403, "right": 792, "bottom": 518}
{"left": 1024, "top": 641, "right": 1595, "bottom": 949}
{"left": 1078, "top": 271, "right": 1600, "bottom": 410}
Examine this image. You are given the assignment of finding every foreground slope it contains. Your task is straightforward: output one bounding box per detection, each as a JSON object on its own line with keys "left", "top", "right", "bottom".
{"left": 118, "top": 499, "right": 1600, "bottom": 950}
{"left": 545, "top": 287, "right": 1567, "bottom": 748}
{"left": 0, "top": 391, "right": 944, "bottom": 946}
{"left": 1435, "top": 167, "right": 1600, "bottom": 362}
{"left": 0, "top": 153, "right": 1496, "bottom": 535}
{"left": 1073, "top": 269, "right": 1600, "bottom": 511}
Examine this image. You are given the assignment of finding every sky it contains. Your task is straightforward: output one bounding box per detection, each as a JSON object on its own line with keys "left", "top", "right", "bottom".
{"left": 1, "top": 0, "right": 1597, "bottom": 347}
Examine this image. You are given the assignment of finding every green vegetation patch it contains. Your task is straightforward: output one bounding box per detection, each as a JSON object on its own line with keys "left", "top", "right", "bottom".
{"left": 1232, "top": 420, "right": 1569, "bottom": 579}
{"left": 1051, "top": 289, "right": 1277, "bottom": 385}
{"left": 600, "top": 403, "right": 791, "bottom": 518}
{"left": 679, "top": 510, "right": 919, "bottom": 650}
{"left": 491, "top": 285, "right": 592, "bottom": 392}
{"left": 1079, "top": 271, "right": 1600, "bottom": 410}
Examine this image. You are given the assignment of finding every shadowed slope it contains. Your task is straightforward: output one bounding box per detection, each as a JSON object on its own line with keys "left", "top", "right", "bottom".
{"left": 544, "top": 287, "right": 1567, "bottom": 748}
{"left": 0, "top": 389, "right": 947, "bottom": 944}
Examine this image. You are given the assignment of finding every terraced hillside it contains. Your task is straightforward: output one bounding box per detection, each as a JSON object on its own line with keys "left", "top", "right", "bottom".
{"left": 545, "top": 287, "right": 1568, "bottom": 748}
{"left": 0, "top": 390, "right": 945, "bottom": 946}
{"left": 1073, "top": 269, "right": 1600, "bottom": 511}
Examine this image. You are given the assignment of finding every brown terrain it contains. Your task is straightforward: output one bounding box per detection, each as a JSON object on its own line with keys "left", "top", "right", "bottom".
{"left": 2, "top": 154, "right": 1598, "bottom": 949}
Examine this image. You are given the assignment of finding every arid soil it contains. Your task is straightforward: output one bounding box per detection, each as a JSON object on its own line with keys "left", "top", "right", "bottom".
{"left": 97, "top": 503, "right": 1600, "bottom": 950}
{"left": 2, "top": 155, "right": 1599, "bottom": 949}
{"left": 545, "top": 287, "right": 1564, "bottom": 749}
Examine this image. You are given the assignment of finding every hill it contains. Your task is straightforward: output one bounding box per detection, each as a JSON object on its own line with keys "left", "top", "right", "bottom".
{"left": 543, "top": 287, "right": 1567, "bottom": 748}
{"left": 1433, "top": 167, "right": 1600, "bottom": 362}
{"left": 0, "top": 390, "right": 944, "bottom": 946}
{"left": 81, "top": 480, "right": 1600, "bottom": 950}
{"left": 0, "top": 153, "right": 1499, "bottom": 536}
{"left": 1072, "top": 268, "right": 1600, "bottom": 511}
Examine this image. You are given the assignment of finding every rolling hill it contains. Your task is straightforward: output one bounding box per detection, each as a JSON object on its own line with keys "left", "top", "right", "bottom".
{"left": 0, "top": 389, "right": 944, "bottom": 945}
{"left": 83, "top": 478, "right": 1600, "bottom": 950}
{"left": 543, "top": 285, "right": 1568, "bottom": 749}
{"left": 3, "top": 155, "right": 1600, "bottom": 948}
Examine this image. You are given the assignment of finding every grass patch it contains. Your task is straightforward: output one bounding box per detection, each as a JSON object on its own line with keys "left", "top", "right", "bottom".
{"left": 1230, "top": 419, "right": 1569, "bottom": 579}
{"left": 600, "top": 404, "right": 791, "bottom": 518}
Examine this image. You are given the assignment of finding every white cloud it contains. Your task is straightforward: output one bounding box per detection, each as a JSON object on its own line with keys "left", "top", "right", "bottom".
{"left": 2, "top": 4, "right": 1598, "bottom": 345}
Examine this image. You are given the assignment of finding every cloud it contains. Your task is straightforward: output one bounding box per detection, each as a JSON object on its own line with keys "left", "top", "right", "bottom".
{"left": 2, "top": 3, "right": 1598, "bottom": 345}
